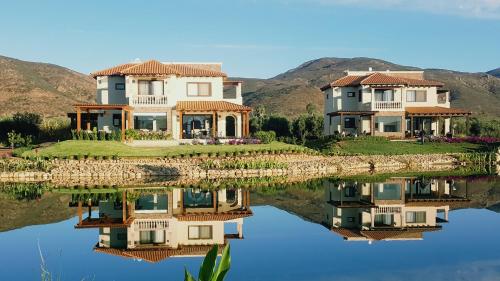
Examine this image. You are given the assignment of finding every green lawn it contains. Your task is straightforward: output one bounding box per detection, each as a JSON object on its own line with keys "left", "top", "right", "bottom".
{"left": 21, "top": 140, "right": 308, "bottom": 158}
{"left": 324, "top": 139, "right": 492, "bottom": 155}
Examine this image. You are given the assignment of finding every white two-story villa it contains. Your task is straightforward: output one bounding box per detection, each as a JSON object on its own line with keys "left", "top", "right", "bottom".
{"left": 321, "top": 69, "right": 471, "bottom": 138}
{"left": 72, "top": 60, "right": 251, "bottom": 141}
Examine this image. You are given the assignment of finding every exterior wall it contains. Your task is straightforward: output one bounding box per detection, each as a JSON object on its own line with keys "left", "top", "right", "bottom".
{"left": 97, "top": 76, "right": 127, "bottom": 104}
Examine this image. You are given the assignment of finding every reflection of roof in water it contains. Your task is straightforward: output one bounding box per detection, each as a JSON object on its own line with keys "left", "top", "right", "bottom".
{"left": 330, "top": 227, "right": 441, "bottom": 241}
{"left": 177, "top": 210, "right": 253, "bottom": 221}
{"left": 94, "top": 244, "right": 225, "bottom": 263}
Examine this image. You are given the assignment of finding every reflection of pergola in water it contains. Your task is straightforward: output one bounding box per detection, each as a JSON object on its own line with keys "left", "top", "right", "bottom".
{"left": 74, "top": 104, "right": 133, "bottom": 141}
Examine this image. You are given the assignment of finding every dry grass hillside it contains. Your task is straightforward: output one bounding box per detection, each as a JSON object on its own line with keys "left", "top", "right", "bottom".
{"left": 240, "top": 57, "right": 500, "bottom": 117}
{"left": 0, "top": 55, "right": 95, "bottom": 117}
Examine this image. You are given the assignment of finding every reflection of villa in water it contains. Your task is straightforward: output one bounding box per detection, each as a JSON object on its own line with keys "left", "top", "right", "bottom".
{"left": 323, "top": 177, "right": 470, "bottom": 242}
{"left": 71, "top": 188, "right": 252, "bottom": 262}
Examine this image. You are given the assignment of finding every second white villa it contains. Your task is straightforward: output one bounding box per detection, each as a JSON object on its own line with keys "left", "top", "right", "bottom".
{"left": 321, "top": 69, "right": 471, "bottom": 138}
{"left": 70, "top": 60, "right": 251, "bottom": 141}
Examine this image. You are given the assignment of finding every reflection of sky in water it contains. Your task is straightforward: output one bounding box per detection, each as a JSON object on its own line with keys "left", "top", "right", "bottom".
{"left": 0, "top": 207, "right": 500, "bottom": 280}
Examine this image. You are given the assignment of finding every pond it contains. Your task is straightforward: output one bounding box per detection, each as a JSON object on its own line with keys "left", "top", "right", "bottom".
{"left": 0, "top": 174, "right": 499, "bottom": 281}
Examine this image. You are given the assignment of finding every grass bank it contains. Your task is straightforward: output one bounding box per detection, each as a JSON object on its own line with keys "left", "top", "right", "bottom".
{"left": 307, "top": 137, "right": 493, "bottom": 156}
{"left": 20, "top": 140, "right": 309, "bottom": 158}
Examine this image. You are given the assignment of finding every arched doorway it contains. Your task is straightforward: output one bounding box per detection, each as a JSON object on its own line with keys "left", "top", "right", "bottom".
{"left": 225, "top": 116, "right": 236, "bottom": 137}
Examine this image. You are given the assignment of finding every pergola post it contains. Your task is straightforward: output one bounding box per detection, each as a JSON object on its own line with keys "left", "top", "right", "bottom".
{"left": 121, "top": 109, "right": 125, "bottom": 141}
{"left": 213, "top": 190, "right": 218, "bottom": 213}
{"left": 77, "top": 200, "right": 82, "bottom": 225}
{"left": 86, "top": 109, "right": 91, "bottom": 130}
{"left": 212, "top": 111, "right": 217, "bottom": 137}
{"left": 410, "top": 116, "right": 414, "bottom": 137}
{"left": 340, "top": 112, "right": 344, "bottom": 134}
{"left": 127, "top": 109, "right": 133, "bottom": 130}
{"left": 122, "top": 191, "right": 127, "bottom": 223}
{"left": 241, "top": 112, "right": 246, "bottom": 137}
{"left": 246, "top": 112, "right": 250, "bottom": 137}
{"left": 76, "top": 107, "right": 81, "bottom": 132}
{"left": 179, "top": 111, "right": 183, "bottom": 139}
{"left": 370, "top": 114, "right": 375, "bottom": 136}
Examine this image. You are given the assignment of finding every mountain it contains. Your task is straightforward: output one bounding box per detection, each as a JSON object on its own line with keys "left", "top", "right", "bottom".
{"left": 241, "top": 57, "right": 500, "bottom": 117}
{"left": 487, "top": 68, "right": 500, "bottom": 78}
{"left": 0, "top": 192, "right": 76, "bottom": 232}
{"left": 0, "top": 55, "right": 95, "bottom": 117}
{"left": 0, "top": 55, "right": 498, "bottom": 118}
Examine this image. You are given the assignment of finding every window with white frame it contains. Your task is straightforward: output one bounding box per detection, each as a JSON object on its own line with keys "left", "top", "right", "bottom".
{"left": 406, "top": 211, "right": 426, "bottom": 223}
{"left": 406, "top": 90, "right": 427, "bottom": 102}
{"left": 138, "top": 80, "right": 163, "bottom": 95}
{"left": 187, "top": 82, "right": 211, "bottom": 97}
{"left": 374, "top": 89, "right": 394, "bottom": 101}
{"left": 188, "top": 225, "right": 213, "bottom": 239}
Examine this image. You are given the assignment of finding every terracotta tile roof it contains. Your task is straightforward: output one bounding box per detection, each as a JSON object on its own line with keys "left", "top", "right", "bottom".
{"left": 320, "top": 75, "right": 367, "bottom": 90}
{"left": 176, "top": 101, "right": 252, "bottom": 112}
{"left": 361, "top": 72, "right": 408, "bottom": 85}
{"left": 406, "top": 107, "right": 471, "bottom": 116}
{"left": 177, "top": 210, "right": 253, "bottom": 221}
{"left": 94, "top": 244, "right": 225, "bottom": 263}
{"left": 330, "top": 227, "right": 441, "bottom": 241}
{"left": 321, "top": 72, "right": 445, "bottom": 90}
{"left": 91, "top": 60, "right": 227, "bottom": 78}
{"left": 330, "top": 228, "right": 365, "bottom": 238}
{"left": 120, "top": 60, "right": 181, "bottom": 76}
{"left": 91, "top": 63, "right": 137, "bottom": 77}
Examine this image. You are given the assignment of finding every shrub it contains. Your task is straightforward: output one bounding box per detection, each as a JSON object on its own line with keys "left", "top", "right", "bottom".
{"left": 254, "top": 131, "right": 276, "bottom": 144}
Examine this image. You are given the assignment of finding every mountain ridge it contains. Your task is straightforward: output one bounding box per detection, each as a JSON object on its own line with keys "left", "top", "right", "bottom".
{"left": 0, "top": 55, "right": 499, "bottom": 118}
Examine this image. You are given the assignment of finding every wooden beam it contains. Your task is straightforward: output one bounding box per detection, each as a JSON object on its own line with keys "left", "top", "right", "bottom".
{"left": 410, "top": 116, "right": 414, "bottom": 137}
{"left": 76, "top": 107, "right": 81, "bottom": 132}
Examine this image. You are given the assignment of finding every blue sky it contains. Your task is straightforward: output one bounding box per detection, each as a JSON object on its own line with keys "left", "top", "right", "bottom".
{"left": 0, "top": 0, "right": 499, "bottom": 78}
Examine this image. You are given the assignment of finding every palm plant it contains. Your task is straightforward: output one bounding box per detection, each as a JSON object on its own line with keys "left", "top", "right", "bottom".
{"left": 184, "top": 244, "right": 231, "bottom": 281}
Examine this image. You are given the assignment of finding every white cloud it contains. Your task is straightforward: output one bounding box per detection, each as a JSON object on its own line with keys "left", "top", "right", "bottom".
{"left": 307, "top": 0, "right": 500, "bottom": 19}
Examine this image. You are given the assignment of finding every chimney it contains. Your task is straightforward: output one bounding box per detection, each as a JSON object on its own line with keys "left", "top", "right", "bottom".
{"left": 368, "top": 67, "right": 373, "bottom": 72}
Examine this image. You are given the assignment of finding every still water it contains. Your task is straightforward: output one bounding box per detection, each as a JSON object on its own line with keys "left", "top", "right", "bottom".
{"left": 0, "top": 175, "right": 500, "bottom": 281}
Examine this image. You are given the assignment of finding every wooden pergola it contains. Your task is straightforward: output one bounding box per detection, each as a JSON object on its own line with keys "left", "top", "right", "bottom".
{"left": 406, "top": 107, "right": 472, "bottom": 137}
{"left": 176, "top": 101, "right": 252, "bottom": 139}
{"left": 74, "top": 104, "right": 133, "bottom": 141}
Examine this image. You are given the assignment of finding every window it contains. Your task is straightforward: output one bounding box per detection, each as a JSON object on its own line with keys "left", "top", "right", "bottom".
{"left": 375, "top": 116, "right": 402, "bottom": 132}
{"left": 139, "top": 230, "right": 165, "bottom": 244}
{"left": 406, "top": 90, "right": 427, "bottom": 102}
{"left": 374, "top": 89, "right": 394, "bottom": 101}
{"left": 344, "top": 186, "right": 356, "bottom": 197}
{"left": 187, "top": 82, "right": 211, "bottom": 97}
{"left": 347, "top": 92, "right": 355, "bottom": 97}
{"left": 437, "top": 92, "right": 447, "bottom": 104}
{"left": 406, "top": 211, "right": 426, "bottom": 223}
{"left": 344, "top": 117, "right": 356, "bottom": 128}
{"left": 112, "top": 114, "right": 121, "bottom": 127}
{"left": 347, "top": 217, "right": 355, "bottom": 222}
{"left": 326, "top": 94, "right": 329, "bottom": 99}
{"left": 138, "top": 80, "right": 163, "bottom": 95}
{"left": 134, "top": 115, "right": 167, "bottom": 131}
{"left": 188, "top": 225, "right": 213, "bottom": 239}
{"left": 358, "top": 90, "right": 362, "bottom": 102}
{"left": 115, "top": 83, "right": 125, "bottom": 90}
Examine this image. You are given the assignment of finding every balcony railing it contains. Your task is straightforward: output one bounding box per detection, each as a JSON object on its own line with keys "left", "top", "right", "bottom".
{"left": 132, "top": 95, "right": 168, "bottom": 106}
{"left": 134, "top": 219, "right": 169, "bottom": 230}
{"left": 374, "top": 101, "right": 402, "bottom": 110}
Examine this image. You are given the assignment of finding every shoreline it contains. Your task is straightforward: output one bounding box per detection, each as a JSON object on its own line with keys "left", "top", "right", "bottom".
{"left": 1, "top": 152, "right": 492, "bottom": 184}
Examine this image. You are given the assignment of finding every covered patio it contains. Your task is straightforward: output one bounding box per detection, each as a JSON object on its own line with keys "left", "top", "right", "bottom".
{"left": 73, "top": 104, "right": 133, "bottom": 141}
{"left": 406, "top": 107, "right": 472, "bottom": 137}
{"left": 176, "top": 101, "right": 252, "bottom": 139}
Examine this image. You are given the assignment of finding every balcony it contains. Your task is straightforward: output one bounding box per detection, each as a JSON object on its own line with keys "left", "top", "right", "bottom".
{"left": 132, "top": 95, "right": 168, "bottom": 106}
{"left": 373, "top": 101, "right": 402, "bottom": 110}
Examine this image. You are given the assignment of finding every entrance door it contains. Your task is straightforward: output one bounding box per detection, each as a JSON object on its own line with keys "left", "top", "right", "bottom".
{"left": 225, "top": 116, "right": 236, "bottom": 137}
